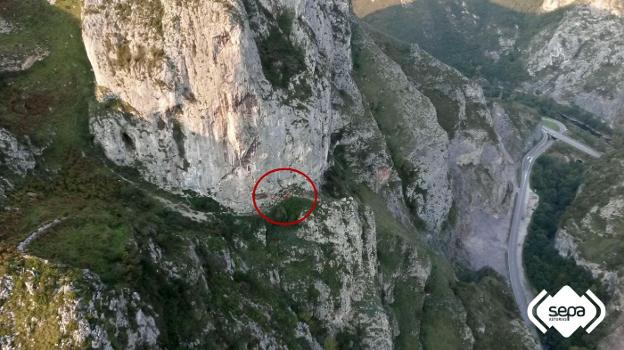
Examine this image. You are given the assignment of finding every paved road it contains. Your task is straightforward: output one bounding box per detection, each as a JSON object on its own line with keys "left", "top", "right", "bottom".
{"left": 542, "top": 127, "right": 602, "bottom": 158}
{"left": 508, "top": 130, "right": 553, "bottom": 326}
{"left": 508, "top": 120, "right": 602, "bottom": 330}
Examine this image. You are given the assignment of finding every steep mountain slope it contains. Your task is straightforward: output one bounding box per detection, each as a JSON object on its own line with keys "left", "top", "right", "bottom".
{"left": 351, "top": 28, "right": 517, "bottom": 273}
{"left": 556, "top": 148, "right": 624, "bottom": 348}
{"left": 355, "top": 0, "right": 624, "bottom": 128}
{"left": 525, "top": 4, "right": 624, "bottom": 127}
{"left": 356, "top": 1, "right": 624, "bottom": 348}
{"left": 83, "top": 0, "right": 520, "bottom": 275}
{"left": 0, "top": 0, "right": 541, "bottom": 349}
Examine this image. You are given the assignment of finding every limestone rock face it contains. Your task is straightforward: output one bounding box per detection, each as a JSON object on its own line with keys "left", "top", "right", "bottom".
{"left": 406, "top": 45, "right": 517, "bottom": 273}
{"left": 84, "top": 0, "right": 355, "bottom": 211}
{"left": 288, "top": 198, "right": 395, "bottom": 349}
{"left": 526, "top": 4, "right": 624, "bottom": 127}
{"left": 542, "top": 0, "right": 624, "bottom": 15}
{"left": 0, "top": 258, "right": 159, "bottom": 350}
{"left": 350, "top": 27, "right": 516, "bottom": 272}
{"left": 350, "top": 29, "right": 453, "bottom": 233}
{"left": 0, "top": 128, "right": 37, "bottom": 201}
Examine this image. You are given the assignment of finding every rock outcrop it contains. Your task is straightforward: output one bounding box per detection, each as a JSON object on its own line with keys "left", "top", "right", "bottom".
{"left": 542, "top": 0, "right": 624, "bottom": 15}
{"left": 350, "top": 28, "right": 453, "bottom": 233}
{"left": 0, "top": 1, "right": 544, "bottom": 348}
{"left": 404, "top": 44, "right": 517, "bottom": 272}
{"left": 350, "top": 26, "right": 516, "bottom": 272}
{"left": 0, "top": 257, "right": 159, "bottom": 350}
{"left": 0, "top": 193, "right": 536, "bottom": 349}
{"left": 0, "top": 47, "right": 48, "bottom": 73}
{"left": 0, "top": 17, "right": 14, "bottom": 34}
{"left": 526, "top": 4, "right": 624, "bottom": 127}
{"left": 0, "top": 128, "right": 37, "bottom": 201}
{"left": 84, "top": 0, "right": 518, "bottom": 275}
{"left": 84, "top": 0, "right": 356, "bottom": 211}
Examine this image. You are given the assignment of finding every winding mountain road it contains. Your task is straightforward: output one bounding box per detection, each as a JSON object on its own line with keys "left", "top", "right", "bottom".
{"left": 508, "top": 130, "right": 553, "bottom": 326}
{"left": 507, "top": 119, "right": 601, "bottom": 328}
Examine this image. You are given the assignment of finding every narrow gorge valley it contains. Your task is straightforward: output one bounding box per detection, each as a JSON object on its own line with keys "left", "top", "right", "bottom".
{"left": 1, "top": 0, "right": 624, "bottom": 349}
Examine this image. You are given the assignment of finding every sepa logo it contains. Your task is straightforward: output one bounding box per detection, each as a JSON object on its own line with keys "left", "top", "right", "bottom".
{"left": 528, "top": 286, "right": 605, "bottom": 338}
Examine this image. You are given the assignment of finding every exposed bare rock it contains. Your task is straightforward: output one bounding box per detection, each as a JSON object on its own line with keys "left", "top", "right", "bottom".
{"left": 351, "top": 28, "right": 453, "bottom": 233}
{"left": 0, "top": 128, "right": 36, "bottom": 176}
{"left": 358, "top": 32, "right": 517, "bottom": 273}
{"left": 0, "top": 257, "right": 159, "bottom": 350}
{"left": 542, "top": 0, "right": 624, "bottom": 15}
{"left": 526, "top": 4, "right": 624, "bottom": 126}
{"left": 0, "top": 128, "right": 38, "bottom": 200}
{"left": 84, "top": 0, "right": 356, "bottom": 212}
{"left": 0, "top": 17, "right": 14, "bottom": 34}
{"left": 0, "top": 47, "right": 48, "bottom": 73}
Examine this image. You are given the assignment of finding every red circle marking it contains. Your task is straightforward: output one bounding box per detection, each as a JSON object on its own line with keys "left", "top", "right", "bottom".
{"left": 252, "top": 168, "right": 318, "bottom": 226}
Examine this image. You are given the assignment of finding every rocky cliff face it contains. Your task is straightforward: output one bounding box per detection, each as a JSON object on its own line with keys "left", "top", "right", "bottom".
{"left": 350, "top": 29, "right": 453, "bottom": 234}
{"left": 0, "top": 0, "right": 539, "bottom": 348}
{"left": 350, "top": 26, "right": 516, "bottom": 272}
{"left": 526, "top": 4, "right": 624, "bottom": 127}
{"left": 84, "top": 0, "right": 356, "bottom": 211}
{"left": 402, "top": 43, "right": 517, "bottom": 272}
{"left": 542, "top": 0, "right": 624, "bottom": 15}
{"left": 84, "top": 0, "right": 518, "bottom": 274}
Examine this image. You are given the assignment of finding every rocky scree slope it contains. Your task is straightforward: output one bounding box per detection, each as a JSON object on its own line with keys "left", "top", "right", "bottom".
{"left": 349, "top": 26, "right": 518, "bottom": 273}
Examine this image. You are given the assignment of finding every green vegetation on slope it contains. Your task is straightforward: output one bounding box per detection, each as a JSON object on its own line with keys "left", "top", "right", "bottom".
{"left": 542, "top": 117, "right": 562, "bottom": 132}
{"left": 360, "top": 0, "right": 565, "bottom": 85}
{"left": 524, "top": 155, "right": 606, "bottom": 349}
{"left": 0, "top": 258, "right": 86, "bottom": 348}
{"left": 0, "top": 0, "right": 94, "bottom": 164}
{"left": 0, "top": 0, "right": 134, "bottom": 281}
{"left": 456, "top": 269, "right": 534, "bottom": 350}
{"left": 350, "top": 27, "right": 430, "bottom": 229}
{"left": 323, "top": 83, "right": 532, "bottom": 350}
{"left": 0, "top": 1, "right": 536, "bottom": 349}
{"left": 247, "top": 6, "right": 311, "bottom": 101}
{"left": 257, "top": 12, "right": 305, "bottom": 89}
{"left": 268, "top": 196, "right": 314, "bottom": 224}
{"left": 562, "top": 149, "right": 624, "bottom": 270}
{"left": 363, "top": 27, "right": 499, "bottom": 141}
